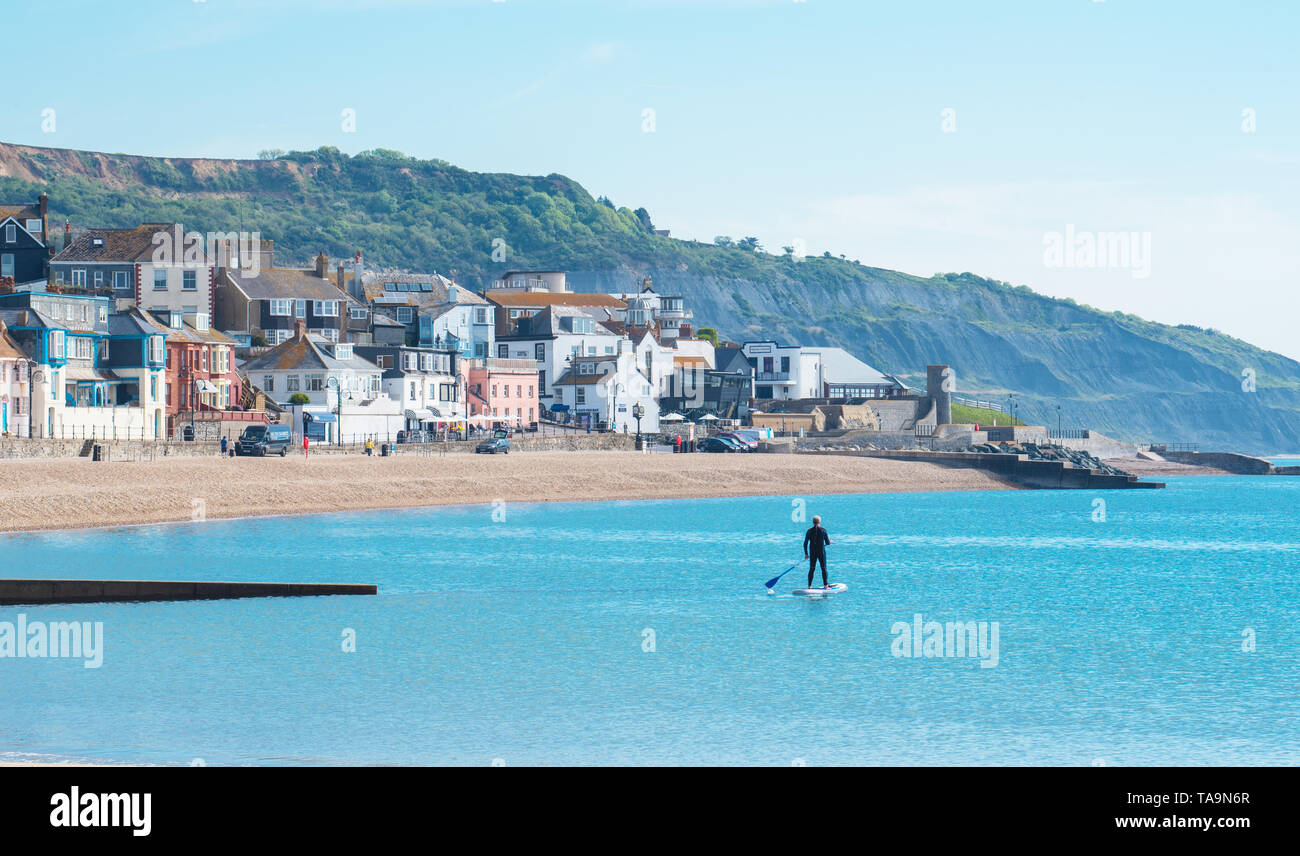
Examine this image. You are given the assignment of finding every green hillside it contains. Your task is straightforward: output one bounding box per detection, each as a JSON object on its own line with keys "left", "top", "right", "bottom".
{"left": 2, "top": 141, "right": 1297, "bottom": 453}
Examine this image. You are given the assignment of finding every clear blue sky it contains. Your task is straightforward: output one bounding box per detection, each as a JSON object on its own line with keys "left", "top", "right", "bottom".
{"left": 5, "top": 0, "right": 1298, "bottom": 357}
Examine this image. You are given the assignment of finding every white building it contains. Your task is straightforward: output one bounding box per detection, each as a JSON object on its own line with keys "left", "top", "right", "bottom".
{"left": 742, "top": 341, "right": 904, "bottom": 401}
{"left": 550, "top": 344, "right": 660, "bottom": 433}
{"left": 494, "top": 305, "right": 624, "bottom": 409}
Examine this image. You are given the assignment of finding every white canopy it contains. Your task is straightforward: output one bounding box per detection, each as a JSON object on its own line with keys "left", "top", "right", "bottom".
{"left": 660, "top": 412, "right": 685, "bottom": 422}
{"left": 697, "top": 413, "right": 719, "bottom": 421}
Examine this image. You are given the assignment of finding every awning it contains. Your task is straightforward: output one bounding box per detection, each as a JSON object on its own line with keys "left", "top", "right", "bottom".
{"left": 548, "top": 403, "right": 570, "bottom": 411}
{"left": 405, "top": 408, "right": 435, "bottom": 421}
{"left": 196, "top": 379, "right": 219, "bottom": 394}
{"left": 660, "top": 412, "right": 685, "bottom": 422}
{"left": 304, "top": 411, "right": 337, "bottom": 422}
{"left": 64, "top": 366, "right": 121, "bottom": 383}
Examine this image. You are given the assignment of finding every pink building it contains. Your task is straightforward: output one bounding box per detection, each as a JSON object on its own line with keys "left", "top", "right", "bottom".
{"left": 0, "top": 318, "right": 31, "bottom": 436}
{"left": 466, "top": 358, "right": 538, "bottom": 430}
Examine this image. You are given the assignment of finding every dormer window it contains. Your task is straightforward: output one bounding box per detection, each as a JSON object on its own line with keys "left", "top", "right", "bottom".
{"left": 195, "top": 313, "right": 209, "bottom": 332}
{"left": 91, "top": 237, "right": 105, "bottom": 248}
{"left": 169, "top": 312, "right": 182, "bottom": 329}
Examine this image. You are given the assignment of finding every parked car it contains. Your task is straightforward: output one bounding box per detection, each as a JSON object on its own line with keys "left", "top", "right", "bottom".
{"left": 475, "top": 429, "right": 511, "bottom": 455}
{"left": 717, "top": 432, "right": 758, "bottom": 450}
{"left": 234, "top": 424, "right": 292, "bottom": 457}
{"left": 699, "top": 437, "right": 739, "bottom": 453}
{"left": 713, "top": 434, "right": 751, "bottom": 452}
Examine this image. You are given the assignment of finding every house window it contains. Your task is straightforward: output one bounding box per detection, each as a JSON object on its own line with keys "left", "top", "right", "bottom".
{"left": 403, "top": 353, "right": 417, "bottom": 371}
{"left": 3, "top": 224, "right": 13, "bottom": 243}
{"left": 263, "top": 375, "right": 274, "bottom": 392}
{"left": 396, "top": 307, "right": 412, "bottom": 324}
{"left": 306, "top": 375, "right": 325, "bottom": 392}
{"left": 535, "top": 343, "right": 545, "bottom": 362}
{"left": 26, "top": 219, "right": 41, "bottom": 234}
{"left": 98, "top": 306, "right": 107, "bottom": 324}
{"left": 334, "top": 344, "right": 352, "bottom": 361}
{"left": 576, "top": 387, "right": 585, "bottom": 404}
{"left": 72, "top": 269, "right": 86, "bottom": 287}
{"left": 153, "top": 270, "right": 168, "bottom": 290}
{"left": 0, "top": 255, "right": 12, "bottom": 278}
{"left": 516, "top": 385, "right": 522, "bottom": 397}
{"left": 183, "top": 271, "right": 197, "bottom": 291}
{"left": 314, "top": 301, "right": 339, "bottom": 317}
{"left": 270, "top": 299, "right": 292, "bottom": 316}
{"left": 538, "top": 371, "right": 546, "bottom": 394}
{"left": 49, "top": 330, "right": 65, "bottom": 359}
{"left": 286, "top": 375, "right": 300, "bottom": 392}
{"left": 409, "top": 381, "right": 417, "bottom": 400}
{"left": 475, "top": 308, "right": 489, "bottom": 324}
{"left": 148, "top": 336, "right": 165, "bottom": 363}
{"left": 528, "top": 386, "right": 533, "bottom": 397}
{"left": 350, "top": 307, "right": 368, "bottom": 320}
{"left": 498, "top": 344, "right": 508, "bottom": 359}
{"left": 73, "top": 337, "right": 93, "bottom": 360}
{"left": 491, "top": 385, "right": 497, "bottom": 397}
{"left": 420, "top": 354, "right": 432, "bottom": 372}
{"left": 579, "top": 363, "right": 594, "bottom": 375}
{"left": 377, "top": 355, "right": 392, "bottom": 369}
{"left": 503, "top": 384, "right": 510, "bottom": 398}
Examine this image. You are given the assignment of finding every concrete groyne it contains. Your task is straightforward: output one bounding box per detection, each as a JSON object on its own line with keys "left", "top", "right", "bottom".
{"left": 0, "top": 579, "right": 377, "bottom": 605}
{"left": 812, "top": 449, "right": 1164, "bottom": 489}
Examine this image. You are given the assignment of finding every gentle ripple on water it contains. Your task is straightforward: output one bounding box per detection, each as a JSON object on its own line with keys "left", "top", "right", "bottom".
{"left": 0, "top": 475, "right": 1297, "bottom": 765}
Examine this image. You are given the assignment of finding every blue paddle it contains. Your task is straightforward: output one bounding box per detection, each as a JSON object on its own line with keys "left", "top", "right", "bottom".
{"left": 764, "top": 563, "right": 799, "bottom": 590}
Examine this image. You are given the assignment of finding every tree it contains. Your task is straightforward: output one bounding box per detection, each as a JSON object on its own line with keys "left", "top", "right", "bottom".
{"left": 737, "top": 236, "right": 762, "bottom": 252}
{"left": 633, "top": 207, "right": 655, "bottom": 233}
{"left": 258, "top": 149, "right": 286, "bottom": 160}
{"left": 714, "top": 236, "right": 734, "bottom": 248}
{"left": 697, "top": 327, "right": 720, "bottom": 347}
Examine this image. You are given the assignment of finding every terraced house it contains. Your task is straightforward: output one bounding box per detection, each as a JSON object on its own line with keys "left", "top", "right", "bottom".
{"left": 147, "top": 309, "right": 244, "bottom": 439}
{"left": 50, "top": 222, "right": 216, "bottom": 317}
{"left": 215, "top": 252, "right": 359, "bottom": 345}
{"left": 0, "top": 318, "right": 31, "bottom": 436}
{"left": 0, "top": 291, "right": 167, "bottom": 439}
{"left": 0, "top": 193, "right": 52, "bottom": 286}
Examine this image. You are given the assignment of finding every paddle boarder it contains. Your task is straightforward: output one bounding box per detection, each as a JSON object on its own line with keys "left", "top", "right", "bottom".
{"left": 803, "top": 515, "right": 832, "bottom": 589}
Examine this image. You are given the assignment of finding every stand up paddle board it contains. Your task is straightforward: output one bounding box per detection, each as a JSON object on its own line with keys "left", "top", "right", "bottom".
{"left": 792, "top": 583, "right": 848, "bottom": 597}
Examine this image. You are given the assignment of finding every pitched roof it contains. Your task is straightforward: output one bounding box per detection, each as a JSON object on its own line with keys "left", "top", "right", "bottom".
{"left": 107, "top": 307, "right": 171, "bottom": 338}
{"left": 53, "top": 223, "right": 184, "bottom": 264}
{"left": 241, "top": 332, "right": 378, "bottom": 373}
{"left": 222, "top": 267, "right": 356, "bottom": 303}
{"left": 362, "top": 272, "right": 485, "bottom": 306}
{"left": 0, "top": 201, "right": 41, "bottom": 223}
{"left": 0, "top": 320, "right": 25, "bottom": 360}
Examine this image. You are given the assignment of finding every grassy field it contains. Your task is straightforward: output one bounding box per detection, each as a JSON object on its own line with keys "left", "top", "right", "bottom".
{"left": 951, "top": 403, "right": 1024, "bottom": 427}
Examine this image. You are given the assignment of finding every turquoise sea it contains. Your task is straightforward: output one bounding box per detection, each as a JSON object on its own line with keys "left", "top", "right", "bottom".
{"left": 2, "top": 475, "right": 1297, "bottom": 766}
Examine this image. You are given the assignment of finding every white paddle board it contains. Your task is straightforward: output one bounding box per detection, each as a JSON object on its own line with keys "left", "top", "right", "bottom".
{"left": 792, "top": 583, "right": 848, "bottom": 597}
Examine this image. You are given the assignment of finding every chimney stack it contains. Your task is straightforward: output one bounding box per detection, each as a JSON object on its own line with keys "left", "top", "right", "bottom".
{"left": 63, "top": 220, "right": 71, "bottom": 251}
{"left": 314, "top": 252, "right": 329, "bottom": 279}
{"left": 294, "top": 319, "right": 307, "bottom": 341}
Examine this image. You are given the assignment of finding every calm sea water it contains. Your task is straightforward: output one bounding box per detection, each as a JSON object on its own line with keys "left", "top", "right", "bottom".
{"left": 2, "top": 476, "right": 1297, "bottom": 766}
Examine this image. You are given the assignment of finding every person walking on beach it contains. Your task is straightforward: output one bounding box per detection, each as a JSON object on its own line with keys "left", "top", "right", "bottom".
{"left": 303, "top": 433, "right": 310, "bottom": 460}
{"left": 365, "top": 437, "right": 374, "bottom": 456}
{"left": 220, "top": 435, "right": 227, "bottom": 456}
{"left": 803, "top": 515, "right": 832, "bottom": 589}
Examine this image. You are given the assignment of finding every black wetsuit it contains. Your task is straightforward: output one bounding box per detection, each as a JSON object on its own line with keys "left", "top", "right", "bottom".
{"left": 803, "top": 525, "right": 831, "bottom": 587}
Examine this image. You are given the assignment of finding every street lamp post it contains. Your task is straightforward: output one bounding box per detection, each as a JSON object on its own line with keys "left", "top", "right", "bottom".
{"left": 327, "top": 376, "right": 344, "bottom": 446}
{"left": 633, "top": 400, "right": 645, "bottom": 450}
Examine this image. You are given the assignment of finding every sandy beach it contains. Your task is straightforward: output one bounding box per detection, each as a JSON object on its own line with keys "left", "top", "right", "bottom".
{"left": 0, "top": 451, "right": 1015, "bottom": 534}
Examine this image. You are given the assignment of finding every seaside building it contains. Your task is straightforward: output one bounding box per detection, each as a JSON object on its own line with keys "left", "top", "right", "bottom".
{"left": 661, "top": 345, "right": 753, "bottom": 420}
{"left": 0, "top": 290, "right": 168, "bottom": 439}
{"left": 147, "top": 310, "right": 246, "bottom": 439}
{"left": 492, "top": 305, "right": 624, "bottom": 413}
{"left": 240, "top": 320, "right": 401, "bottom": 442}
{"left": 342, "top": 260, "right": 495, "bottom": 358}
{"left": 610, "top": 278, "right": 694, "bottom": 344}
{"left": 214, "top": 251, "right": 361, "bottom": 346}
{"left": 465, "top": 357, "right": 540, "bottom": 430}
{"left": 0, "top": 319, "right": 31, "bottom": 436}
{"left": 51, "top": 222, "right": 216, "bottom": 317}
{"left": 549, "top": 347, "right": 660, "bottom": 433}
{"left": 0, "top": 193, "right": 52, "bottom": 286}
{"left": 741, "top": 341, "right": 904, "bottom": 401}
{"left": 353, "top": 343, "right": 464, "bottom": 435}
